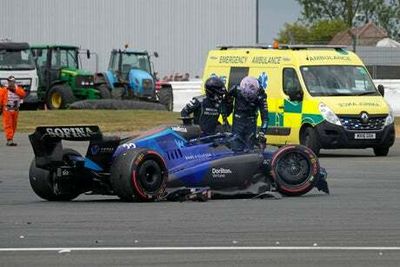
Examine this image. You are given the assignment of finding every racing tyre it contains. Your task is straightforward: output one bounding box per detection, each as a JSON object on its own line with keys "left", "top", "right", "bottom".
{"left": 110, "top": 148, "right": 168, "bottom": 202}
{"left": 300, "top": 127, "right": 321, "bottom": 156}
{"left": 29, "top": 149, "right": 82, "bottom": 201}
{"left": 46, "top": 85, "right": 75, "bottom": 109}
{"left": 158, "top": 86, "right": 174, "bottom": 111}
{"left": 373, "top": 146, "right": 389, "bottom": 157}
{"left": 98, "top": 84, "right": 111, "bottom": 99}
{"left": 270, "top": 145, "right": 320, "bottom": 196}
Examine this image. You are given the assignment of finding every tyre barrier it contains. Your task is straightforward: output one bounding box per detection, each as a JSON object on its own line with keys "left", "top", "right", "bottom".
{"left": 69, "top": 99, "right": 167, "bottom": 110}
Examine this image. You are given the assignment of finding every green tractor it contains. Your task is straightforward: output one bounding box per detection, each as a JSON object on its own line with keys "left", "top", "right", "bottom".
{"left": 31, "top": 44, "right": 107, "bottom": 109}
{"left": 94, "top": 48, "right": 173, "bottom": 111}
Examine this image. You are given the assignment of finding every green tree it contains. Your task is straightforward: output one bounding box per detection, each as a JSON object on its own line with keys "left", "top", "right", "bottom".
{"left": 297, "top": 0, "right": 361, "bottom": 27}
{"left": 277, "top": 20, "right": 347, "bottom": 44}
{"left": 277, "top": 22, "right": 310, "bottom": 44}
{"left": 297, "top": 0, "right": 400, "bottom": 39}
{"left": 309, "top": 20, "right": 348, "bottom": 44}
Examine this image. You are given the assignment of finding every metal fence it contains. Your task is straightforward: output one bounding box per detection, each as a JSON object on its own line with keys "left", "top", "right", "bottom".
{"left": 356, "top": 46, "right": 400, "bottom": 79}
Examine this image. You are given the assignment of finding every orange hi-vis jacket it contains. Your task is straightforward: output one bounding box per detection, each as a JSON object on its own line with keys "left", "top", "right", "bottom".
{"left": 0, "top": 86, "right": 26, "bottom": 141}
{"left": 0, "top": 85, "right": 26, "bottom": 111}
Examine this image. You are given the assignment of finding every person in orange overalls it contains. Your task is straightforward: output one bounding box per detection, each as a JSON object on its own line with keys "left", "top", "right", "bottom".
{"left": 0, "top": 76, "right": 26, "bottom": 146}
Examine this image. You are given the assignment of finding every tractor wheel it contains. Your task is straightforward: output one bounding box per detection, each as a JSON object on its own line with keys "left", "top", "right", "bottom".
{"left": 29, "top": 149, "right": 82, "bottom": 201}
{"left": 158, "top": 86, "right": 174, "bottom": 111}
{"left": 110, "top": 148, "right": 168, "bottom": 202}
{"left": 46, "top": 85, "right": 75, "bottom": 110}
{"left": 98, "top": 84, "right": 111, "bottom": 99}
{"left": 111, "top": 87, "right": 125, "bottom": 99}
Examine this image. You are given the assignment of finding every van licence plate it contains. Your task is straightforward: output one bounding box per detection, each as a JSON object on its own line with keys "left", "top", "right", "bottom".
{"left": 354, "top": 133, "right": 376, "bottom": 139}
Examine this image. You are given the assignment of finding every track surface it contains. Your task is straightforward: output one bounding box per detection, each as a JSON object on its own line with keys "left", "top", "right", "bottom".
{"left": 0, "top": 134, "right": 399, "bottom": 266}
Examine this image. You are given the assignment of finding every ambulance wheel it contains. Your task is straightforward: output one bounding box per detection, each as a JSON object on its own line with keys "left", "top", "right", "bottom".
{"left": 373, "top": 146, "right": 389, "bottom": 156}
{"left": 110, "top": 148, "right": 168, "bottom": 202}
{"left": 270, "top": 145, "right": 319, "bottom": 196}
{"left": 29, "top": 149, "right": 81, "bottom": 201}
{"left": 300, "top": 127, "right": 320, "bottom": 156}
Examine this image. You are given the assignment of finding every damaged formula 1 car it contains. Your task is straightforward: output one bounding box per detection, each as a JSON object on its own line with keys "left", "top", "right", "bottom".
{"left": 28, "top": 124, "right": 329, "bottom": 202}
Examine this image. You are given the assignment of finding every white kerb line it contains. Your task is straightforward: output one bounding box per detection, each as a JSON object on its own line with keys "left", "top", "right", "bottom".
{"left": 1, "top": 246, "right": 400, "bottom": 252}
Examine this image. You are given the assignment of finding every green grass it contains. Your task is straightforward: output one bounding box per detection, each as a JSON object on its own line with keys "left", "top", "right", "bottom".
{"left": 12, "top": 110, "right": 181, "bottom": 133}
{"left": 1, "top": 110, "right": 400, "bottom": 135}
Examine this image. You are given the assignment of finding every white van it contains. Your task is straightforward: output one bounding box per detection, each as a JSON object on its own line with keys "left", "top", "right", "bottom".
{"left": 0, "top": 42, "right": 38, "bottom": 107}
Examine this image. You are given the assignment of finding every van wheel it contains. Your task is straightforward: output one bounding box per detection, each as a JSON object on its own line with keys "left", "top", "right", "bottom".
{"left": 300, "top": 127, "right": 320, "bottom": 156}
{"left": 373, "top": 147, "right": 389, "bottom": 156}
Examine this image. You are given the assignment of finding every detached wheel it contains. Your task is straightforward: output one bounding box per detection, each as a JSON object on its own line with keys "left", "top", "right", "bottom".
{"left": 158, "top": 86, "right": 173, "bottom": 111}
{"left": 300, "top": 127, "right": 321, "bottom": 156}
{"left": 373, "top": 147, "right": 389, "bottom": 156}
{"left": 270, "top": 145, "right": 320, "bottom": 196}
{"left": 110, "top": 148, "right": 168, "bottom": 201}
{"left": 46, "top": 85, "right": 75, "bottom": 109}
{"left": 98, "top": 84, "right": 111, "bottom": 99}
{"left": 29, "top": 149, "right": 81, "bottom": 201}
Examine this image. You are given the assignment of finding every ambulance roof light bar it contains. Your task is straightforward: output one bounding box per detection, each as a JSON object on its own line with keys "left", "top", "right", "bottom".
{"left": 218, "top": 43, "right": 348, "bottom": 50}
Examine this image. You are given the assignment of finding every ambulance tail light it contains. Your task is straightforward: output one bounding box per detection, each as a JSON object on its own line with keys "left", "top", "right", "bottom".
{"left": 319, "top": 102, "right": 341, "bottom": 126}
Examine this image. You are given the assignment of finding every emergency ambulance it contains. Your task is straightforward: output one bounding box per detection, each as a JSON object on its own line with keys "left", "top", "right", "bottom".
{"left": 203, "top": 44, "right": 395, "bottom": 156}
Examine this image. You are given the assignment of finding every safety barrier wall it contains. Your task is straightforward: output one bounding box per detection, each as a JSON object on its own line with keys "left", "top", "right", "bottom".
{"left": 374, "top": 80, "right": 400, "bottom": 115}
{"left": 170, "top": 80, "right": 202, "bottom": 112}
{"left": 171, "top": 80, "right": 400, "bottom": 115}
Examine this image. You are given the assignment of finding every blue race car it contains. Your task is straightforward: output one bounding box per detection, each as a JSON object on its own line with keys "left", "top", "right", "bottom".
{"left": 28, "top": 124, "right": 329, "bottom": 201}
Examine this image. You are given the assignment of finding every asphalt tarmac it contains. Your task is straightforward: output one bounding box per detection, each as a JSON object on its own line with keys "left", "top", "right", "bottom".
{"left": 0, "top": 134, "right": 400, "bottom": 266}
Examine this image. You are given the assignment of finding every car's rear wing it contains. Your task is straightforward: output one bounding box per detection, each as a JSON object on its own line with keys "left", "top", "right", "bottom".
{"left": 29, "top": 125, "right": 102, "bottom": 168}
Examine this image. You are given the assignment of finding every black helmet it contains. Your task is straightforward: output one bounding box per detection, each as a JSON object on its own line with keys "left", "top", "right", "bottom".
{"left": 205, "top": 77, "right": 226, "bottom": 102}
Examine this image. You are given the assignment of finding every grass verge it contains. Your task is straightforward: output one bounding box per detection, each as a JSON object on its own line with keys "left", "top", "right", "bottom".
{"left": 1, "top": 110, "right": 400, "bottom": 135}
{"left": 12, "top": 110, "right": 181, "bottom": 134}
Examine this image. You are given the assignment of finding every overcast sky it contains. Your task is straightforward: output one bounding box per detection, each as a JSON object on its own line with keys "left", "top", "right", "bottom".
{"left": 258, "top": 0, "right": 301, "bottom": 43}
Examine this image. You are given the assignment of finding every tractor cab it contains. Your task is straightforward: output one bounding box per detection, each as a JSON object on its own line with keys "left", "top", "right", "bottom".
{"left": 31, "top": 44, "right": 99, "bottom": 109}
{"left": 106, "top": 49, "right": 157, "bottom": 99}
{"left": 95, "top": 48, "right": 173, "bottom": 111}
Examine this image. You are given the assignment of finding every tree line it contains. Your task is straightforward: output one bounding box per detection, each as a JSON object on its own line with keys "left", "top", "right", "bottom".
{"left": 278, "top": 0, "right": 400, "bottom": 44}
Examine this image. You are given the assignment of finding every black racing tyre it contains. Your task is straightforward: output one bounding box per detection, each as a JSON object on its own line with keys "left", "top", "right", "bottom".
{"left": 46, "top": 85, "right": 75, "bottom": 110}
{"left": 158, "top": 86, "right": 174, "bottom": 111}
{"left": 29, "top": 149, "right": 82, "bottom": 201}
{"left": 300, "top": 127, "right": 321, "bottom": 156}
{"left": 98, "top": 84, "right": 111, "bottom": 99}
{"left": 373, "top": 146, "right": 389, "bottom": 157}
{"left": 110, "top": 148, "right": 168, "bottom": 202}
{"left": 270, "top": 145, "right": 320, "bottom": 196}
